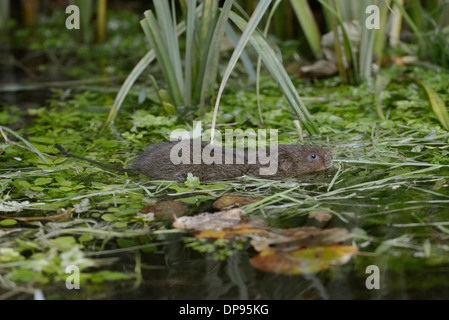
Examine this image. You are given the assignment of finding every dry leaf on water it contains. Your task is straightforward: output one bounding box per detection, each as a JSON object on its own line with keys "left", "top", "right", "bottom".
{"left": 172, "top": 207, "right": 357, "bottom": 275}
{"left": 173, "top": 208, "right": 245, "bottom": 230}
{"left": 194, "top": 223, "right": 267, "bottom": 240}
{"left": 212, "top": 195, "right": 263, "bottom": 210}
{"left": 138, "top": 201, "right": 187, "bottom": 219}
{"left": 250, "top": 227, "right": 350, "bottom": 252}
{"left": 250, "top": 244, "right": 358, "bottom": 275}
{"left": 308, "top": 211, "right": 332, "bottom": 222}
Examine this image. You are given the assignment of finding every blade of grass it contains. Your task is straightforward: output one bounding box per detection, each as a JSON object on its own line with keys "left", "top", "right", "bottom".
{"left": 102, "top": 10, "right": 195, "bottom": 132}
{"left": 228, "top": 11, "right": 320, "bottom": 135}
{"left": 141, "top": 10, "right": 183, "bottom": 105}
{"left": 388, "top": 0, "right": 403, "bottom": 48}
{"left": 97, "top": 0, "right": 107, "bottom": 43}
{"left": 153, "top": 1, "right": 184, "bottom": 94}
{"left": 0, "top": 0, "right": 10, "bottom": 30}
{"left": 289, "top": 0, "right": 322, "bottom": 57}
{"left": 198, "top": 0, "right": 235, "bottom": 111}
{"left": 210, "top": 0, "right": 273, "bottom": 144}
{"left": 184, "top": 0, "right": 196, "bottom": 107}
{"left": 391, "top": 0, "right": 425, "bottom": 44}
{"left": 102, "top": 50, "right": 156, "bottom": 133}
{"left": 224, "top": 24, "right": 257, "bottom": 82}
{"left": 198, "top": 0, "right": 218, "bottom": 57}
{"left": 410, "top": 78, "right": 449, "bottom": 131}
{"left": 257, "top": 0, "right": 282, "bottom": 125}
{"left": 319, "top": 0, "right": 359, "bottom": 83}
{"left": 372, "top": 0, "right": 393, "bottom": 71}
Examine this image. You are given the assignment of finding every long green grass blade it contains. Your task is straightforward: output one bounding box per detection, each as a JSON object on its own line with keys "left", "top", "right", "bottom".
{"left": 102, "top": 50, "right": 156, "bottom": 132}
{"left": 388, "top": 0, "right": 403, "bottom": 48}
{"left": 411, "top": 78, "right": 449, "bottom": 131}
{"left": 372, "top": 0, "right": 392, "bottom": 71}
{"left": 407, "top": 0, "right": 424, "bottom": 30}
{"left": 257, "top": 0, "right": 282, "bottom": 125}
{"left": 199, "top": 0, "right": 218, "bottom": 55}
{"left": 184, "top": 0, "right": 196, "bottom": 106}
{"left": 141, "top": 10, "right": 183, "bottom": 105}
{"left": 318, "top": 0, "right": 359, "bottom": 83}
{"left": 198, "top": 0, "right": 235, "bottom": 110}
{"left": 224, "top": 24, "right": 257, "bottom": 81}
{"left": 228, "top": 11, "right": 319, "bottom": 135}
{"left": 102, "top": 12, "right": 193, "bottom": 132}
{"left": 153, "top": 1, "right": 184, "bottom": 93}
{"left": 210, "top": 0, "right": 273, "bottom": 143}
{"left": 392, "top": 0, "right": 425, "bottom": 44}
{"left": 359, "top": 0, "right": 376, "bottom": 80}
{"left": 289, "top": 0, "right": 322, "bottom": 57}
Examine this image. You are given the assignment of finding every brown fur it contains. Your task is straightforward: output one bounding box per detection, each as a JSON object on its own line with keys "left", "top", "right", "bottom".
{"left": 133, "top": 141, "right": 333, "bottom": 181}
{"left": 57, "top": 141, "right": 333, "bottom": 181}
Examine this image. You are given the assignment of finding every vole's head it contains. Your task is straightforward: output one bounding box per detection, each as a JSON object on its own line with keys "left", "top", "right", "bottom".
{"left": 278, "top": 145, "right": 333, "bottom": 175}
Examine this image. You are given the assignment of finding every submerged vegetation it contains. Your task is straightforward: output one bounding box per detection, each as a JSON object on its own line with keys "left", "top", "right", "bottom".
{"left": 1, "top": 0, "right": 449, "bottom": 300}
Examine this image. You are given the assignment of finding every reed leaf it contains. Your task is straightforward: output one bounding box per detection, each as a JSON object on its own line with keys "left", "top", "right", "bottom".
{"left": 153, "top": 1, "right": 184, "bottom": 94}
{"left": 411, "top": 78, "right": 449, "bottom": 131}
{"left": 184, "top": 0, "right": 196, "bottom": 106}
{"left": 391, "top": 0, "right": 425, "bottom": 44}
{"left": 141, "top": 10, "right": 183, "bottom": 106}
{"left": 257, "top": 0, "right": 282, "bottom": 125}
{"left": 359, "top": 0, "right": 376, "bottom": 80}
{"left": 228, "top": 11, "right": 319, "bottom": 135}
{"left": 372, "top": 0, "right": 392, "bottom": 71}
{"left": 198, "top": 0, "right": 235, "bottom": 111}
{"left": 210, "top": 0, "right": 273, "bottom": 143}
{"left": 102, "top": 12, "right": 191, "bottom": 132}
{"left": 289, "top": 0, "right": 322, "bottom": 57}
{"left": 318, "top": 0, "right": 359, "bottom": 84}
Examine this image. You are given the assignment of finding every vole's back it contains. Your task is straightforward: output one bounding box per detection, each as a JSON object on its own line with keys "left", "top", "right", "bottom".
{"left": 133, "top": 141, "right": 247, "bottom": 181}
{"left": 133, "top": 140, "right": 332, "bottom": 181}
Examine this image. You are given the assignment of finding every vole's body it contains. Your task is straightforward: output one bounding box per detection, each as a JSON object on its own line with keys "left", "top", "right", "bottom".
{"left": 56, "top": 141, "right": 332, "bottom": 181}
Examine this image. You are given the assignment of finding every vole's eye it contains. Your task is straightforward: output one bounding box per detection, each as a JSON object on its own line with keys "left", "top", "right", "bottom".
{"left": 309, "top": 153, "right": 317, "bottom": 160}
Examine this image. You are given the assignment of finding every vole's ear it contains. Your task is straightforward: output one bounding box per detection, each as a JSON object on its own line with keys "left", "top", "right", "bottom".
{"left": 278, "top": 150, "right": 293, "bottom": 172}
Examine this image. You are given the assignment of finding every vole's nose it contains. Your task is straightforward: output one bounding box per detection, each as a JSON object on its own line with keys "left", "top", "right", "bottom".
{"left": 324, "top": 152, "right": 333, "bottom": 168}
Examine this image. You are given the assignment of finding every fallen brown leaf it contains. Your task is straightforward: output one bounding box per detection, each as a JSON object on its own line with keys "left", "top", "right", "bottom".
{"left": 250, "top": 245, "right": 358, "bottom": 275}
{"left": 308, "top": 211, "right": 332, "bottom": 222}
{"left": 173, "top": 208, "right": 245, "bottom": 230}
{"left": 138, "top": 201, "right": 187, "bottom": 219}
{"left": 212, "top": 195, "right": 263, "bottom": 210}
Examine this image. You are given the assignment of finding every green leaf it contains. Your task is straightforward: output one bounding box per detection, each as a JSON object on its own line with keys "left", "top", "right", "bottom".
{"left": 113, "top": 222, "right": 128, "bottom": 229}
{"left": 34, "top": 178, "right": 53, "bottom": 186}
{"left": 101, "top": 213, "right": 117, "bottom": 222}
{"left": 117, "top": 238, "right": 136, "bottom": 248}
{"left": 51, "top": 236, "right": 77, "bottom": 250}
{"left": 185, "top": 173, "right": 201, "bottom": 188}
{"left": 411, "top": 78, "right": 449, "bottom": 130}
{"left": 0, "top": 219, "right": 18, "bottom": 226}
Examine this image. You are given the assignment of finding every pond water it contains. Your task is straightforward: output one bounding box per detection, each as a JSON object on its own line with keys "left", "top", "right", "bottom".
{"left": 2, "top": 42, "right": 449, "bottom": 302}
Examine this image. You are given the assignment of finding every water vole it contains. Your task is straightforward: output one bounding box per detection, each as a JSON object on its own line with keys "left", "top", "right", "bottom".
{"left": 56, "top": 141, "right": 332, "bottom": 181}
